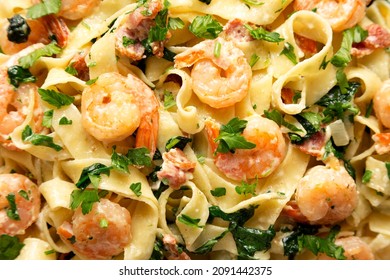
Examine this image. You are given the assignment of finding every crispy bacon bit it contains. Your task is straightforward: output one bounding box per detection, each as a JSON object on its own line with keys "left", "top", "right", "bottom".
{"left": 297, "top": 131, "right": 326, "bottom": 158}
{"left": 162, "top": 234, "right": 191, "bottom": 260}
{"left": 372, "top": 133, "right": 390, "bottom": 155}
{"left": 157, "top": 148, "right": 196, "bottom": 189}
{"left": 281, "top": 88, "right": 295, "bottom": 104}
{"left": 294, "top": 33, "right": 318, "bottom": 57}
{"left": 222, "top": 18, "right": 253, "bottom": 42}
{"left": 115, "top": 0, "right": 170, "bottom": 61}
{"left": 351, "top": 24, "right": 390, "bottom": 58}
{"left": 69, "top": 50, "right": 90, "bottom": 81}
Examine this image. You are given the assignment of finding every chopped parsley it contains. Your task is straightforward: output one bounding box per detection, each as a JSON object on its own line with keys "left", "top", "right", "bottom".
{"left": 75, "top": 163, "right": 112, "bottom": 190}
{"left": 249, "top": 53, "right": 260, "bottom": 67}
{"left": 189, "top": 15, "right": 223, "bottom": 39}
{"left": 38, "top": 88, "right": 75, "bottom": 108}
{"left": 163, "top": 90, "right": 176, "bottom": 109}
{"left": 165, "top": 136, "right": 192, "bottom": 151}
{"left": 22, "top": 125, "right": 63, "bottom": 151}
{"left": 214, "top": 117, "right": 256, "bottom": 154}
{"left": 178, "top": 214, "right": 204, "bottom": 228}
{"left": 6, "top": 194, "right": 20, "bottom": 221}
{"left": 122, "top": 36, "right": 136, "bottom": 47}
{"left": 86, "top": 77, "right": 98, "bottom": 85}
{"left": 214, "top": 41, "right": 221, "bottom": 58}
{"left": 99, "top": 218, "right": 108, "bottom": 228}
{"left": 362, "top": 170, "right": 373, "bottom": 184}
{"left": 264, "top": 109, "right": 303, "bottom": 132}
{"left": 18, "top": 190, "right": 29, "bottom": 200}
{"left": 130, "top": 182, "right": 142, "bottom": 197}
{"left": 65, "top": 64, "right": 78, "bottom": 76}
{"left": 59, "top": 116, "right": 72, "bottom": 125}
{"left": 0, "top": 234, "right": 24, "bottom": 260}
{"left": 26, "top": 0, "right": 62, "bottom": 19}
{"left": 241, "top": 0, "right": 264, "bottom": 5}
{"left": 245, "top": 24, "right": 284, "bottom": 43}
{"left": 210, "top": 187, "right": 226, "bottom": 197}
{"left": 42, "top": 110, "right": 53, "bottom": 128}
{"left": 168, "top": 17, "right": 185, "bottom": 30}
{"left": 280, "top": 42, "right": 297, "bottom": 64}
{"left": 70, "top": 189, "right": 100, "bottom": 215}
{"left": 7, "top": 65, "right": 36, "bottom": 88}
{"left": 18, "top": 41, "right": 61, "bottom": 68}
{"left": 235, "top": 181, "right": 257, "bottom": 196}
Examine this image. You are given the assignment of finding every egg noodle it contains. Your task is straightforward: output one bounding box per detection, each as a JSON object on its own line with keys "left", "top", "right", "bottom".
{"left": 0, "top": 0, "right": 390, "bottom": 260}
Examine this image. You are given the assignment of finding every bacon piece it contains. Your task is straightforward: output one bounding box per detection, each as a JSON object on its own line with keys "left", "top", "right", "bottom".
{"left": 157, "top": 148, "right": 196, "bottom": 189}
{"left": 297, "top": 131, "right": 326, "bottom": 158}
{"left": 352, "top": 24, "right": 390, "bottom": 58}
{"left": 294, "top": 34, "right": 318, "bottom": 57}
{"left": 162, "top": 234, "right": 191, "bottom": 260}
{"left": 222, "top": 18, "right": 253, "bottom": 42}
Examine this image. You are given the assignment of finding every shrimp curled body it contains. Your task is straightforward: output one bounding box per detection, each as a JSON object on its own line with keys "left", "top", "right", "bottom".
{"left": 293, "top": 0, "right": 366, "bottom": 32}
{"left": 81, "top": 72, "right": 159, "bottom": 154}
{"left": 373, "top": 80, "right": 390, "bottom": 129}
{"left": 57, "top": 198, "right": 132, "bottom": 260}
{"left": 206, "top": 115, "right": 286, "bottom": 181}
{"left": 175, "top": 37, "right": 252, "bottom": 109}
{"left": 0, "top": 174, "right": 41, "bottom": 236}
{"left": 293, "top": 164, "right": 358, "bottom": 225}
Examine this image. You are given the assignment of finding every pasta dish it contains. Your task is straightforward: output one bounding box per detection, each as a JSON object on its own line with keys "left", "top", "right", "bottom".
{"left": 1, "top": 0, "right": 390, "bottom": 260}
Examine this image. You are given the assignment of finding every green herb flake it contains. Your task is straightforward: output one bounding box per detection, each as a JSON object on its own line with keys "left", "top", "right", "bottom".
{"left": 38, "top": 88, "right": 74, "bottom": 109}
{"left": 65, "top": 64, "right": 78, "bottom": 76}
{"left": 235, "top": 181, "right": 257, "bottom": 196}
{"left": 178, "top": 214, "right": 203, "bottom": 228}
{"left": 75, "top": 163, "right": 112, "bottom": 190}
{"left": 249, "top": 53, "right": 260, "bottom": 68}
{"left": 126, "top": 147, "right": 153, "bottom": 167}
{"left": 21, "top": 125, "right": 63, "bottom": 151}
{"left": 168, "top": 17, "right": 185, "bottom": 30}
{"left": 86, "top": 77, "right": 99, "bottom": 85}
{"left": 6, "top": 194, "right": 20, "bottom": 221}
{"left": 0, "top": 234, "right": 24, "bottom": 260}
{"left": 214, "top": 41, "right": 221, "bottom": 58}
{"left": 70, "top": 189, "right": 100, "bottom": 215}
{"left": 165, "top": 136, "right": 192, "bottom": 151}
{"left": 264, "top": 109, "right": 302, "bottom": 132}
{"left": 280, "top": 42, "right": 297, "bottom": 64}
{"left": 111, "top": 146, "right": 130, "bottom": 174}
{"left": 241, "top": 0, "right": 264, "bottom": 5}
{"left": 44, "top": 249, "right": 55, "bottom": 255}
{"left": 99, "top": 218, "right": 109, "bottom": 228}
{"left": 385, "top": 162, "right": 390, "bottom": 180}
{"left": 189, "top": 14, "right": 223, "bottom": 39}
{"left": 18, "top": 41, "right": 61, "bottom": 68}
{"left": 215, "top": 117, "right": 256, "bottom": 154}
{"left": 365, "top": 100, "right": 373, "bottom": 118}
{"left": 59, "top": 116, "right": 72, "bottom": 125}
{"left": 197, "top": 155, "right": 206, "bottom": 164}
{"left": 122, "top": 36, "right": 136, "bottom": 47}
{"left": 18, "top": 190, "right": 29, "bottom": 201}
{"left": 130, "top": 182, "right": 142, "bottom": 197}
{"left": 42, "top": 110, "right": 53, "bottom": 128}
{"left": 26, "top": 0, "right": 61, "bottom": 19}
{"left": 245, "top": 24, "right": 284, "bottom": 43}
{"left": 163, "top": 90, "right": 176, "bottom": 109}
{"left": 362, "top": 170, "right": 373, "bottom": 184}
{"left": 210, "top": 187, "right": 226, "bottom": 197}
{"left": 7, "top": 65, "right": 37, "bottom": 88}
{"left": 194, "top": 230, "right": 229, "bottom": 254}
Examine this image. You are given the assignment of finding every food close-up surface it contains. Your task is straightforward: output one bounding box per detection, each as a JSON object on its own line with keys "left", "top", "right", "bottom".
{"left": 0, "top": 0, "right": 390, "bottom": 261}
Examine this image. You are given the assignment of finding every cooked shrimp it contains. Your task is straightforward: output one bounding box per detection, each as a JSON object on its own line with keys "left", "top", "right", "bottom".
{"left": 115, "top": 0, "right": 169, "bottom": 61}
{"left": 0, "top": 174, "right": 41, "bottom": 236}
{"left": 318, "top": 236, "right": 374, "bottom": 260}
{"left": 293, "top": 0, "right": 366, "bottom": 32}
{"left": 373, "top": 79, "right": 390, "bottom": 129}
{"left": 205, "top": 115, "right": 287, "bottom": 181}
{"left": 57, "top": 198, "right": 132, "bottom": 260}
{"left": 157, "top": 148, "right": 196, "bottom": 189}
{"left": 81, "top": 72, "right": 159, "bottom": 154}
{"left": 372, "top": 132, "right": 390, "bottom": 155}
{"left": 0, "top": 46, "right": 44, "bottom": 150}
{"left": 59, "top": 0, "right": 101, "bottom": 20}
{"left": 174, "top": 37, "right": 252, "bottom": 109}
{"left": 286, "top": 164, "right": 358, "bottom": 225}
